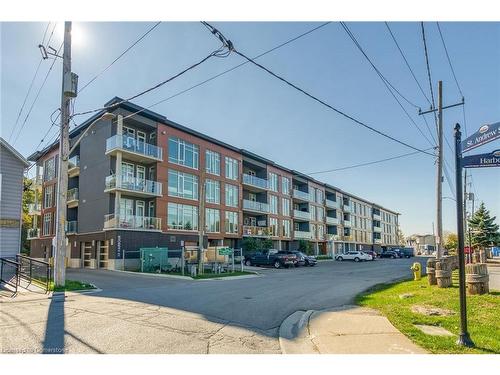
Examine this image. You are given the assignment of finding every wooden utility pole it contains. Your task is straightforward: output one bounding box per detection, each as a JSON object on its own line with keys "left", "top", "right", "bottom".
{"left": 54, "top": 21, "right": 72, "bottom": 287}
{"left": 197, "top": 178, "right": 205, "bottom": 274}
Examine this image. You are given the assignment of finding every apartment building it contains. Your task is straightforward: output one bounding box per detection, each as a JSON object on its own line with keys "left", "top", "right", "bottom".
{"left": 26, "top": 97, "right": 400, "bottom": 269}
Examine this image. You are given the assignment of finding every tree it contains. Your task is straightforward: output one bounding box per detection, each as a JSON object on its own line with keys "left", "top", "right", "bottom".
{"left": 396, "top": 226, "right": 406, "bottom": 246}
{"left": 444, "top": 232, "right": 458, "bottom": 254}
{"left": 242, "top": 237, "right": 273, "bottom": 253}
{"left": 468, "top": 202, "right": 500, "bottom": 251}
{"left": 298, "top": 239, "right": 313, "bottom": 255}
{"left": 21, "top": 177, "right": 35, "bottom": 253}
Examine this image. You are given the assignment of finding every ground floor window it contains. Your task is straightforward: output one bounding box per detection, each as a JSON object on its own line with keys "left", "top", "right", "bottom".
{"left": 269, "top": 217, "right": 278, "bottom": 236}
{"left": 225, "top": 211, "right": 238, "bottom": 234}
{"left": 205, "top": 208, "right": 220, "bottom": 233}
{"left": 282, "top": 219, "right": 291, "bottom": 238}
{"left": 167, "top": 202, "right": 198, "bottom": 230}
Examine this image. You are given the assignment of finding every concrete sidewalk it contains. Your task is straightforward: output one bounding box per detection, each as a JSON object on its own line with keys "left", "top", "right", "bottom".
{"left": 279, "top": 305, "right": 427, "bottom": 354}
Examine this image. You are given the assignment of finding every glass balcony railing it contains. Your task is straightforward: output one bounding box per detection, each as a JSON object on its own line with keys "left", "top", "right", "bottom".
{"left": 343, "top": 220, "right": 352, "bottom": 227}
{"left": 373, "top": 213, "right": 381, "bottom": 221}
{"left": 104, "top": 214, "right": 161, "bottom": 231}
{"left": 68, "top": 155, "right": 80, "bottom": 169}
{"left": 242, "top": 173, "right": 268, "bottom": 190}
{"left": 294, "top": 230, "right": 313, "bottom": 239}
{"left": 326, "top": 216, "right": 339, "bottom": 225}
{"left": 28, "top": 203, "right": 41, "bottom": 214}
{"left": 242, "top": 225, "right": 272, "bottom": 237}
{"left": 293, "top": 209, "right": 311, "bottom": 220}
{"left": 373, "top": 226, "right": 382, "bottom": 232}
{"left": 27, "top": 228, "right": 40, "bottom": 239}
{"left": 293, "top": 189, "right": 311, "bottom": 201}
{"left": 106, "top": 135, "right": 163, "bottom": 161}
{"left": 343, "top": 204, "right": 351, "bottom": 212}
{"left": 66, "top": 221, "right": 78, "bottom": 233}
{"left": 105, "top": 174, "right": 162, "bottom": 196}
{"left": 67, "top": 188, "right": 79, "bottom": 202}
{"left": 325, "top": 199, "right": 340, "bottom": 209}
{"left": 243, "top": 199, "right": 269, "bottom": 213}
{"left": 374, "top": 238, "right": 382, "bottom": 244}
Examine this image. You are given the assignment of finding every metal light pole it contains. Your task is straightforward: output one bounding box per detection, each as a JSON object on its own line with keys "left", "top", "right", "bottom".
{"left": 454, "top": 123, "right": 474, "bottom": 347}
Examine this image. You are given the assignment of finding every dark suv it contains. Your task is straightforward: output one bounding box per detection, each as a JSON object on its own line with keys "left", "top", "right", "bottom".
{"left": 380, "top": 250, "right": 399, "bottom": 259}
{"left": 244, "top": 250, "right": 297, "bottom": 268}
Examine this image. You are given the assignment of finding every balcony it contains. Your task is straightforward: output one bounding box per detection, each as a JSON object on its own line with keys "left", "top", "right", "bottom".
{"left": 242, "top": 173, "right": 268, "bottom": 191}
{"left": 28, "top": 203, "right": 41, "bottom": 215}
{"left": 374, "top": 238, "right": 382, "bottom": 244}
{"left": 326, "top": 216, "right": 339, "bottom": 225}
{"left": 243, "top": 199, "right": 269, "bottom": 214}
{"left": 105, "top": 134, "right": 163, "bottom": 163}
{"left": 343, "top": 220, "right": 352, "bottom": 227}
{"left": 242, "top": 225, "right": 272, "bottom": 237}
{"left": 66, "top": 221, "right": 78, "bottom": 234}
{"left": 325, "top": 199, "right": 340, "bottom": 209}
{"left": 373, "top": 213, "right": 381, "bottom": 221}
{"left": 294, "top": 230, "right": 313, "bottom": 240}
{"left": 373, "top": 226, "right": 382, "bottom": 233}
{"left": 328, "top": 234, "right": 341, "bottom": 241}
{"left": 293, "top": 189, "right": 311, "bottom": 202}
{"left": 68, "top": 155, "right": 80, "bottom": 177}
{"left": 343, "top": 204, "right": 351, "bottom": 212}
{"left": 343, "top": 235, "right": 354, "bottom": 242}
{"left": 67, "top": 188, "right": 79, "bottom": 208}
{"left": 104, "top": 214, "right": 162, "bottom": 231}
{"left": 293, "top": 209, "right": 311, "bottom": 221}
{"left": 105, "top": 174, "right": 162, "bottom": 197}
{"left": 27, "top": 228, "right": 40, "bottom": 239}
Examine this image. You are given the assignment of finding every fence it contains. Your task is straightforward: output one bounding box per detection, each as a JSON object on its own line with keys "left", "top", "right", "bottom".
{"left": 16, "top": 254, "right": 51, "bottom": 292}
{"left": 0, "top": 258, "right": 20, "bottom": 295}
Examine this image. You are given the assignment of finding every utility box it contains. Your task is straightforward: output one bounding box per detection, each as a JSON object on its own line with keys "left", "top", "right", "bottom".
{"left": 64, "top": 71, "right": 78, "bottom": 97}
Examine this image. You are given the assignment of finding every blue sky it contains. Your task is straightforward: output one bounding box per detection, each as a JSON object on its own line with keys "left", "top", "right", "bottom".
{"left": 1, "top": 21, "right": 499, "bottom": 236}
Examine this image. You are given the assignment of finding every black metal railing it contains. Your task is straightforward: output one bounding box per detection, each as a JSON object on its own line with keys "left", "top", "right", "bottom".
{"left": 16, "top": 254, "right": 51, "bottom": 293}
{"left": 0, "top": 258, "right": 20, "bottom": 295}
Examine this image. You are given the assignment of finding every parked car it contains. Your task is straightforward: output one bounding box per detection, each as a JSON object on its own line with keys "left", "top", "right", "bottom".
{"left": 335, "top": 251, "right": 373, "bottom": 262}
{"left": 291, "top": 251, "right": 317, "bottom": 267}
{"left": 244, "top": 250, "right": 297, "bottom": 268}
{"left": 379, "top": 250, "right": 399, "bottom": 259}
{"left": 363, "top": 250, "right": 377, "bottom": 260}
{"left": 399, "top": 247, "right": 415, "bottom": 258}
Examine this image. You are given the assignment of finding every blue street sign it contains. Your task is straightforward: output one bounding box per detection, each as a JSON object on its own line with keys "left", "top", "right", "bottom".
{"left": 462, "top": 150, "right": 500, "bottom": 169}
{"left": 461, "top": 122, "right": 500, "bottom": 153}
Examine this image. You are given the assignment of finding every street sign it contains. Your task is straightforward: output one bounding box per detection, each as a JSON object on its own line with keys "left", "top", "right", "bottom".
{"left": 461, "top": 122, "right": 500, "bottom": 153}
{"left": 462, "top": 150, "right": 500, "bottom": 169}
{"left": 218, "top": 247, "right": 233, "bottom": 255}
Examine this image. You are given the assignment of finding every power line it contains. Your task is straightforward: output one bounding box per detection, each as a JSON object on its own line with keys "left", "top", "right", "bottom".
{"left": 41, "top": 22, "right": 51, "bottom": 46}
{"left": 420, "top": 22, "right": 440, "bottom": 134}
{"left": 46, "top": 22, "right": 58, "bottom": 47}
{"left": 231, "top": 47, "right": 434, "bottom": 156}
{"left": 443, "top": 161, "right": 456, "bottom": 198}
{"left": 340, "top": 22, "right": 435, "bottom": 147}
{"left": 78, "top": 22, "right": 162, "bottom": 93}
{"left": 436, "top": 22, "right": 464, "bottom": 98}
{"left": 308, "top": 147, "right": 435, "bottom": 175}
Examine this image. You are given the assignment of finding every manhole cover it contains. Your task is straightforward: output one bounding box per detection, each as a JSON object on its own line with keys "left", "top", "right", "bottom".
{"left": 244, "top": 296, "right": 252, "bottom": 300}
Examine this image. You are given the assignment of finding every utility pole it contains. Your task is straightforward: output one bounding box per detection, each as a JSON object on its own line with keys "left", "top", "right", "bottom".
{"left": 419, "top": 81, "right": 464, "bottom": 260}
{"left": 54, "top": 21, "right": 72, "bottom": 287}
{"left": 197, "top": 178, "right": 206, "bottom": 274}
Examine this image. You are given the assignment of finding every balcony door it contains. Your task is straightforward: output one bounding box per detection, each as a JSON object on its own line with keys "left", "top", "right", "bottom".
{"left": 136, "top": 201, "right": 145, "bottom": 228}
{"left": 119, "top": 198, "right": 134, "bottom": 228}
{"left": 136, "top": 165, "right": 146, "bottom": 191}
{"left": 136, "top": 131, "right": 146, "bottom": 154}
{"left": 121, "top": 162, "right": 135, "bottom": 190}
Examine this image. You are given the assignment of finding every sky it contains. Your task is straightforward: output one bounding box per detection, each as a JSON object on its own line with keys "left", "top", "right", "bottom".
{"left": 1, "top": 21, "right": 499, "bottom": 236}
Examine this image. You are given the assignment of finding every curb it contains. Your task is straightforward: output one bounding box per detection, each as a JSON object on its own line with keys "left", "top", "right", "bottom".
{"left": 279, "top": 310, "right": 318, "bottom": 354}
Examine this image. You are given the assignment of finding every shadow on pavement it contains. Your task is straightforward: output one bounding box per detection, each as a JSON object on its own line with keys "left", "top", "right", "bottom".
{"left": 42, "top": 293, "right": 65, "bottom": 354}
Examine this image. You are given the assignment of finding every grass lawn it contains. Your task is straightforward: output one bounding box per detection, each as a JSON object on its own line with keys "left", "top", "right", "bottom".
{"left": 49, "top": 279, "right": 96, "bottom": 292}
{"left": 356, "top": 275, "right": 500, "bottom": 354}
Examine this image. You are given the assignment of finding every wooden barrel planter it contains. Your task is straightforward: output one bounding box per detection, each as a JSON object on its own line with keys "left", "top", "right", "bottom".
{"left": 435, "top": 260, "right": 452, "bottom": 288}
{"left": 426, "top": 258, "right": 437, "bottom": 285}
{"left": 465, "top": 263, "right": 489, "bottom": 295}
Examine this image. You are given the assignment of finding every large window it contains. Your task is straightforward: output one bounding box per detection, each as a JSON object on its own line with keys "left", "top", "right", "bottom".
{"left": 167, "top": 202, "right": 198, "bottom": 230}
{"left": 225, "top": 211, "right": 238, "bottom": 234}
{"left": 317, "top": 207, "right": 324, "bottom": 222}
{"left": 206, "top": 150, "right": 220, "bottom": 176}
{"left": 205, "top": 179, "right": 220, "bottom": 204}
{"left": 168, "top": 137, "right": 199, "bottom": 169}
{"left": 43, "top": 185, "right": 54, "bottom": 208}
{"left": 310, "top": 205, "right": 316, "bottom": 221}
{"left": 205, "top": 208, "right": 220, "bottom": 233}
{"left": 225, "top": 183, "right": 239, "bottom": 207}
{"left": 225, "top": 157, "right": 239, "bottom": 180}
{"left": 269, "top": 217, "right": 278, "bottom": 236}
{"left": 281, "top": 176, "right": 290, "bottom": 195}
{"left": 315, "top": 188, "right": 323, "bottom": 204}
{"left": 269, "top": 172, "right": 278, "bottom": 192}
{"left": 43, "top": 157, "right": 56, "bottom": 181}
{"left": 168, "top": 169, "right": 198, "bottom": 200}
{"left": 270, "top": 195, "right": 278, "bottom": 214}
{"left": 282, "top": 219, "right": 291, "bottom": 238}
{"left": 281, "top": 197, "right": 290, "bottom": 217}
{"left": 43, "top": 212, "right": 52, "bottom": 236}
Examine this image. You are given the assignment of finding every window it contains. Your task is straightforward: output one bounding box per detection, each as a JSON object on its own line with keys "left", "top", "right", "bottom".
{"left": 316, "top": 189, "right": 323, "bottom": 204}
{"left": 225, "top": 211, "right": 238, "bottom": 234}
{"left": 318, "top": 225, "right": 325, "bottom": 240}
{"left": 205, "top": 208, "right": 220, "bottom": 233}
{"left": 282, "top": 219, "right": 291, "bottom": 238}
{"left": 206, "top": 150, "right": 220, "bottom": 175}
{"left": 269, "top": 172, "right": 278, "bottom": 192}
{"left": 225, "top": 157, "right": 239, "bottom": 180}
{"left": 167, "top": 202, "right": 198, "bottom": 230}
{"left": 43, "top": 157, "right": 56, "bottom": 181}
{"left": 225, "top": 183, "right": 239, "bottom": 207}
{"left": 317, "top": 207, "right": 324, "bottom": 222}
{"left": 281, "top": 177, "right": 290, "bottom": 195}
{"left": 168, "top": 137, "right": 199, "bottom": 169}
{"left": 270, "top": 195, "right": 278, "bottom": 214}
{"left": 281, "top": 197, "right": 290, "bottom": 217}
{"left": 205, "top": 179, "right": 220, "bottom": 204}
{"left": 310, "top": 205, "right": 316, "bottom": 221}
{"left": 43, "top": 185, "right": 54, "bottom": 208}
{"left": 269, "top": 217, "right": 278, "bottom": 236}
{"left": 168, "top": 169, "right": 198, "bottom": 200}
{"left": 43, "top": 213, "right": 52, "bottom": 236}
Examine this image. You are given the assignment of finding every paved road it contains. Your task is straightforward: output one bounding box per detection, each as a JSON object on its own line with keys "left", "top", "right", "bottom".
{"left": 1, "top": 257, "right": 424, "bottom": 354}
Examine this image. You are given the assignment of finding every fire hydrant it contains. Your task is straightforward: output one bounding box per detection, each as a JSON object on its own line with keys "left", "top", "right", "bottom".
{"left": 411, "top": 262, "right": 421, "bottom": 281}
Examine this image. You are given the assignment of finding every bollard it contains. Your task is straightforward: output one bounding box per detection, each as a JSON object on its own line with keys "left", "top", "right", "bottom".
{"left": 465, "top": 263, "right": 489, "bottom": 295}
{"left": 426, "top": 258, "right": 437, "bottom": 285}
{"left": 435, "top": 260, "right": 452, "bottom": 288}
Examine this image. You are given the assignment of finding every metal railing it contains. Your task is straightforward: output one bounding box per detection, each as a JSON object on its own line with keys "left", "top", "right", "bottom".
{"left": 294, "top": 209, "right": 311, "bottom": 220}
{"left": 0, "top": 258, "right": 20, "bottom": 295}
{"left": 106, "top": 134, "right": 163, "bottom": 161}
{"left": 105, "top": 174, "right": 162, "bottom": 196}
{"left": 242, "top": 225, "right": 272, "bottom": 237}
{"left": 16, "top": 255, "right": 51, "bottom": 293}
{"left": 66, "top": 221, "right": 78, "bottom": 233}
{"left": 293, "top": 189, "right": 311, "bottom": 201}
{"left": 27, "top": 228, "right": 40, "bottom": 239}
{"left": 242, "top": 173, "right": 269, "bottom": 189}
{"left": 242, "top": 199, "right": 269, "bottom": 213}
{"left": 67, "top": 187, "right": 79, "bottom": 202}
{"left": 104, "top": 213, "right": 162, "bottom": 230}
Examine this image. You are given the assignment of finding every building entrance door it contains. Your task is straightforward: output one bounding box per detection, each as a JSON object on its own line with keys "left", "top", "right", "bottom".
{"left": 98, "top": 241, "right": 109, "bottom": 269}
{"left": 82, "top": 242, "right": 93, "bottom": 268}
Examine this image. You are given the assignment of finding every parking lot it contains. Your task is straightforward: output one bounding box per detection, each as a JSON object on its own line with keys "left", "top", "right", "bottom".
{"left": 1, "top": 257, "right": 425, "bottom": 354}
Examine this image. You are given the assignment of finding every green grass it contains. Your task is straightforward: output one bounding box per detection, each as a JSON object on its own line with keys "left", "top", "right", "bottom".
{"left": 356, "top": 276, "right": 500, "bottom": 354}
{"left": 49, "top": 279, "right": 96, "bottom": 292}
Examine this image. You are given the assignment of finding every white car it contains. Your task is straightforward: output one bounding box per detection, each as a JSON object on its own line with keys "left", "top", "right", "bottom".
{"left": 335, "top": 251, "right": 373, "bottom": 262}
